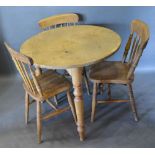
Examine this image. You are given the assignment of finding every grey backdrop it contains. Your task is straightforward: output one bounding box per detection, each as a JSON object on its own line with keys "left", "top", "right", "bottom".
{"left": 0, "top": 6, "right": 155, "bottom": 75}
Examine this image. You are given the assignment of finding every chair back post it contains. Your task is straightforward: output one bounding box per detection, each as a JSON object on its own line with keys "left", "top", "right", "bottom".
{"left": 125, "top": 19, "right": 150, "bottom": 79}
{"left": 122, "top": 33, "right": 133, "bottom": 63}
{"left": 4, "top": 43, "right": 43, "bottom": 96}
{"left": 38, "top": 13, "right": 79, "bottom": 30}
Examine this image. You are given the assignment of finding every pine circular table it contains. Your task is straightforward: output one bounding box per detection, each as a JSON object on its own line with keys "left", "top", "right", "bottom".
{"left": 20, "top": 25, "right": 121, "bottom": 141}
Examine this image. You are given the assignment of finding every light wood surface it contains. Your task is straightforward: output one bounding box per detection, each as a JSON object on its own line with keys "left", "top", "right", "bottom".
{"left": 38, "top": 13, "right": 91, "bottom": 96}
{"left": 20, "top": 25, "right": 121, "bottom": 141}
{"left": 89, "top": 61, "right": 132, "bottom": 84}
{"left": 89, "top": 19, "right": 149, "bottom": 123}
{"left": 5, "top": 43, "right": 77, "bottom": 143}
{"left": 20, "top": 25, "right": 121, "bottom": 69}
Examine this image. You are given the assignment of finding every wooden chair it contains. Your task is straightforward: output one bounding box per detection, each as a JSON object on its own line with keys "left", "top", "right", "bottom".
{"left": 38, "top": 13, "right": 91, "bottom": 96}
{"left": 4, "top": 43, "right": 77, "bottom": 144}
{"left": 89, "top": 19, "right": 150, "bottom": 122}
{"left": 38, "top": 13, "right": 79, "bottom": 30}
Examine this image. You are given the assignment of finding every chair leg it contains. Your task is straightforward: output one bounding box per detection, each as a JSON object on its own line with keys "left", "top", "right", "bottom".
{"left": 36, "top": 101, "right": 42, "bottom": 144}
{"left": 127, "top": 84, "right": 139, "bottom": 122}
{"left": 25, "top": 92, "right": 30, "bottom": 124}
{"left": 99, "top": 83, "right": 104, "bottom": 95}
{"left": 107, "top": 84, "right": 112, "bottom": 100}
{"left": 91, "top": 83, "right": 98, "bottom": 122}
{"left": 83, "top": 68, "right": 91, "bottom": 95}
{"left": 67, "top": 91, "right": 77, "bottom": 123}
{"left": 97, "top": 83, "right": 100, "bottom": 94}
{"left": 54, "top": 95, "right": 58, "bottom": 105}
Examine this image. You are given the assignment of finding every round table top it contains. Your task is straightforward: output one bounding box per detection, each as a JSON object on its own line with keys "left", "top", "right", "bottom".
{"left": 20, "top": 25, "right": 121, "bottom": 69}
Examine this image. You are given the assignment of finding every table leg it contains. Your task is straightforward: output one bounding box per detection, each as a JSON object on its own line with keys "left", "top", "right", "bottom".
{"left": 67, "top": 67, "right": 85, "bottom": 141}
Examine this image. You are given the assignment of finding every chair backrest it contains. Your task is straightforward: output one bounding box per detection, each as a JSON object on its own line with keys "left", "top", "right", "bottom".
{"left": 122, "top": 19, "right": 150, "bottom": 79}
{"left": 4, "top": 43, "right": 43, "bottom": 96}
{"left": 38, "top": 13, "right": 79, "bottom": 30}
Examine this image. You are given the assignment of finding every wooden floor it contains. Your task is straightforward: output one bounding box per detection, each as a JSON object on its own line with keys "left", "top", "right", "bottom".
{"left": 0, "top": 72, "right": 155, "bottom": 147}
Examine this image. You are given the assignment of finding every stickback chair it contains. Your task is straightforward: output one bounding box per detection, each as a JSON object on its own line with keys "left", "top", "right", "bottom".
{"left": 38, "top": 13, "right": 79, "bottom": 30}
{"left": 38, "top": 13, "right": 91, "bottom": 96}
{"left": 5, "top": 43, "right": 77, "bottom": 143}
{"left": 89, "top": 19, "right": 149, "bottom": 122}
